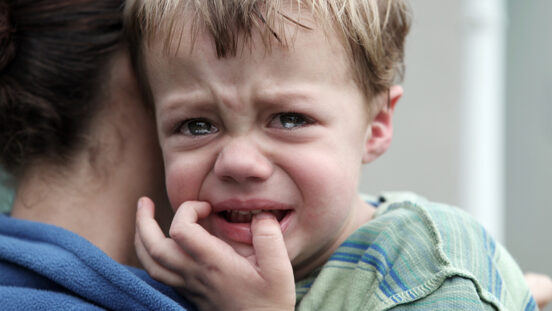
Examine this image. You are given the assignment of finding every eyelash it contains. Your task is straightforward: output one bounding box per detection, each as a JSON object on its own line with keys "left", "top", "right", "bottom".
{"left": 268, "top": 112, "right": 315, "bottom": 129}
{"left": 173, "top": 118, "right": 219, "bottom": 137}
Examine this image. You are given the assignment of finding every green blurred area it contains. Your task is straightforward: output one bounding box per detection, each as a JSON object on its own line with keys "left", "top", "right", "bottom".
{"left": 0, "top": 168, "right": 14, "bottom": 214}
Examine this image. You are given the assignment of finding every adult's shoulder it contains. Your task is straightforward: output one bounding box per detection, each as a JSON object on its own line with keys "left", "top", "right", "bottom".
{"left": 0, "top": 214, "right": 193, "bottom": 310}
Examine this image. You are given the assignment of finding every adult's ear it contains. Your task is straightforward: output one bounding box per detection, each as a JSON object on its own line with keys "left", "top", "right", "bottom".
{"left": 362, "top": 85, "right": 403, "bottom": 164}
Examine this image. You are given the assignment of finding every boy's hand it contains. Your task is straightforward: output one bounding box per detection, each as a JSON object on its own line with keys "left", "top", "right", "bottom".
{"left": 135, "top": 197, "right": 296, "bottom": 311}
{"left": 525, "top": 273, "right": 552, "bottom": 310}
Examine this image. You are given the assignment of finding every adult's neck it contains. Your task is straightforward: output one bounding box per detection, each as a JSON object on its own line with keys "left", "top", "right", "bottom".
{"left": 11, "top": 157, "right": 153, "bottom": 267}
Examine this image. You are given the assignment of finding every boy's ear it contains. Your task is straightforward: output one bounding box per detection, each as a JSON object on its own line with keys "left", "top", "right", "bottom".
{"left": 362, "top": 85, "right": 403, "bottom": 164}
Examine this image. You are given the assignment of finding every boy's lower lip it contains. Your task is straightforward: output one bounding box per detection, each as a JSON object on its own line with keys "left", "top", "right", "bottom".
{"left": 211, "top": 210, "right": 293, "bottom": 244}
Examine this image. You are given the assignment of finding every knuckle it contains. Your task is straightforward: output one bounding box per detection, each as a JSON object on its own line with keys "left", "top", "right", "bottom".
{"left": 135, "top": 216, "right": 146, "bottom": 229}
{"left": 254, "top": 225, "right": 281, "bottom": 240}
{"left": 169, "top": 223, "right": 188, "bottom": 242}
{"left": 148, "top": 243, "right": 166, "bottom": 262}
{"left": 202, "top": 262, "right": 221, "bottom": 274}
{"left": 147, "top": 267, "right": 164, "bottom": 282}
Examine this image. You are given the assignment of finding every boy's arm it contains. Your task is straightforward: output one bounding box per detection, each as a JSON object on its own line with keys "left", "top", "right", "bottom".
{"left": 135, "top": 197, "right": 295, "bottom": 311}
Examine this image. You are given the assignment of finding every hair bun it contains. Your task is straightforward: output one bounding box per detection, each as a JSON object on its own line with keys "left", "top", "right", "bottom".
{"left": 0, "top": 1, "right": 16, "bottom": 71}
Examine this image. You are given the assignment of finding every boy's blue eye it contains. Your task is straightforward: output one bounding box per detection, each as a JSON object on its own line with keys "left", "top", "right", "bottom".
{"left": 176, "top": 119, "right": 219, "bottom": 136}
{"left": 271, "top": 112, "right": 313, "bottom": 129}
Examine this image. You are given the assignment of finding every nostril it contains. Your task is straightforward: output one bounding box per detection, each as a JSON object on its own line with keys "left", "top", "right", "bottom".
{"left": 214, "top": 141, "right": 273, "bottom": 183}
{"left": 246, "top": 176, "right": 265, "bottom": 182}
{"left": 219, "top": 174, "right": 268, "bottom": 184}
{"left": 220, "top": 175, "right": 236, "bottom": 183}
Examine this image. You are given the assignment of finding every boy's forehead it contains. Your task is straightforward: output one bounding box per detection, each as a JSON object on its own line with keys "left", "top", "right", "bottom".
{"left": 147, "top": 13, "right": 365, "bottom": 97}
{"left": 142, "top": 9, "right": 364, "bottom": 111}
{"left": 144, "top": 12, "right": 351, "bottom": 81}
{"left": 155, "top": 21, "right": 330, "bottom": 63}
{"left": 144, "top": 3, "right": 335, "bottom": 61}
{"left": 129, "top": 0, "right": 410, "bottom": 107}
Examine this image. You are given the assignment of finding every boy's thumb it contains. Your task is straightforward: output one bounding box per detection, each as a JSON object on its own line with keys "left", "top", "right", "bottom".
{"left": 251, "top": 212, "right": 293, "bottom": 281}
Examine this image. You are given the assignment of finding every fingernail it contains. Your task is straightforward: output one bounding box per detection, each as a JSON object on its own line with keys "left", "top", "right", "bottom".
{"left": 255, "top": 212, "right": 275, "bottom": 220}
{"left": 137, "top": 197, "right": 145, "bottom": 209}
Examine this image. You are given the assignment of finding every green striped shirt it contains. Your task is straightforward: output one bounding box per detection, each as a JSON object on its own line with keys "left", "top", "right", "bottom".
{"left": 296, "top": 193, "right": 536, "bottom": 310}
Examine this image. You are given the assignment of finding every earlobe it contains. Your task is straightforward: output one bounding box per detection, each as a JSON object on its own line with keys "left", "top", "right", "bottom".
{"left": 362, "top": 85, "right": 403, "bottom": 164}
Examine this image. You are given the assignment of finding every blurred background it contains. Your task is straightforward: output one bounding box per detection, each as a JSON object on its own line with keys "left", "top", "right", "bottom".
{"left": 360, "top": 0, "right": 552, "bottom": 296}
{"left": 1, "top": 0, "right": 550, "bottom": 304}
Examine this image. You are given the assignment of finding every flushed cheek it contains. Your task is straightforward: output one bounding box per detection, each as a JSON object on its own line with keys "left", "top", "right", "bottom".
{"left": 164, "top": 160, "right": 206, "bottom": 211}
{"left": 284, "top": 156, "right": 359, "bottom": 253}
{"left": 292, "top": 155, "right": 359, "bottom": 215}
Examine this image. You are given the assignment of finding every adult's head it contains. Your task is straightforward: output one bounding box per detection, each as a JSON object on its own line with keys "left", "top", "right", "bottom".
{"left": 1, "top": 0, "right": 128, "bottom": 177}
{"left": 0, "top": 0, "right": 169, "bottom": 265}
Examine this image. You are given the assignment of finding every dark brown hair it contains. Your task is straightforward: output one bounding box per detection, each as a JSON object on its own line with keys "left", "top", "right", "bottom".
{"left": 0, "top": 0, "right": 124, "bottom": 176}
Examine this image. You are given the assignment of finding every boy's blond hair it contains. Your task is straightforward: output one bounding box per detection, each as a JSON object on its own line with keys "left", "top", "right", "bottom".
{"left": 125, "top": 0, "right": 410, "bottom": 106}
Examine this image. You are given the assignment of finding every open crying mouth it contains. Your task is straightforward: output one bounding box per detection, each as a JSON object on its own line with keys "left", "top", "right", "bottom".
{"left": 220, "top": 210, "right": 288, "bottom": 223}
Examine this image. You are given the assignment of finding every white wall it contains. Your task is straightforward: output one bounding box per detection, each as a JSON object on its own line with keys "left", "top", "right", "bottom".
{"left": 505, "top": 0, "right": 552, "bottom": 279}
{"left": 360, "top": 1, "right": 464, "bottom": 206}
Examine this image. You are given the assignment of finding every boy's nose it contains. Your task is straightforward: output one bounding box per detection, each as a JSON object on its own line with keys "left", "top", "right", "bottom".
{"left": 213, "top": 138, "right": 273, "bottom": 184}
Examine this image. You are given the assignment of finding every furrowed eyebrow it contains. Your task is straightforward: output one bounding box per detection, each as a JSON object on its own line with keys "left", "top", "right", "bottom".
{"left": 255, "top": 85, "right": 319, "bottom": 105}
{"left": 157, "top": 89, "right": 212, "bottom": 112}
